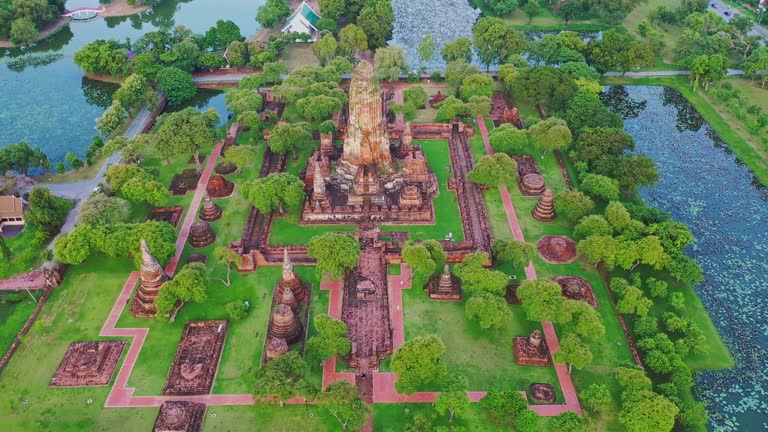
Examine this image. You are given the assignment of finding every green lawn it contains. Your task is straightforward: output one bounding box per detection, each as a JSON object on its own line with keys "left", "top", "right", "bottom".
{"left": 374, "top": 402, "right": 556, "bottom": 431}
{"left": 402, "top": 286, "right": 563, "bottom": 400}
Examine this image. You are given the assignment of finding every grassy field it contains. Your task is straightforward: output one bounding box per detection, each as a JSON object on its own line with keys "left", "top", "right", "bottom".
{"left": 402, "top": 286, "right": 563, "bottom": 398}
{"left": 602, "top": 75, "right": 768, "bottom": 188}
{"left": 622, "top": 0, "right": 683, "bottom": 65}
{"left": 374, "top": 402, "right": 555, "bottom": 431}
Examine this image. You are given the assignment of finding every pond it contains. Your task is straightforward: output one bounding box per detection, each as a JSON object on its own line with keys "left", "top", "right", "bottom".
{"left": 603, "top": 85, "right": 768, "bottom": 431}
{"left": 389, "top": 0, "right": 481, "bottom": 70}
{"left": 0, "top": 0, "right": 261, "bottom": 163}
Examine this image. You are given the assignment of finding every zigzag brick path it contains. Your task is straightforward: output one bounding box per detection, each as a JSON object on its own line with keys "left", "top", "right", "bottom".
{"left": 97, "top": 123, "right": 582, "bottom": 413}
{"left": 477, "top": 116, "right": 582, "bottom": 416}
{"left": 99, "top": 140, "right": 287, "bottom": 408}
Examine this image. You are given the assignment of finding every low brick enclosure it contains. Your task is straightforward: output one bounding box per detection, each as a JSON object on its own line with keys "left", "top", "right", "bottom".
{"left": 162, "top": 321, "right": 228, "bottom": 396}
{"left": 50, "top": 341, "right": 126, "bottom": 387}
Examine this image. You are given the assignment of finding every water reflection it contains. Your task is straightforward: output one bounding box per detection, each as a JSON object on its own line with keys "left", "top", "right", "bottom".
{"left": 0, "top": 0, "right": 261, "bottom": 162}
{"left": 604, "top": 85, "right": 768, "bottom": 431}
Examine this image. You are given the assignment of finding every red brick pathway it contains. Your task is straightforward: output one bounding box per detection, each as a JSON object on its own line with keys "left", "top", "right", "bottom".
{"left": 99, "top": 141, "right": 277, "bottom": 408}
{"left": 477, "top": 116, "right": 582, "bottom": 416}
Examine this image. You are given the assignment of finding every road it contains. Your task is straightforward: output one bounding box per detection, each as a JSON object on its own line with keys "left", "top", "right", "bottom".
{"left": 40, "top": 107, "right": 153, "bottom": 244}
{"left": 708, "top": 0, "right": 768, "bottom": 39}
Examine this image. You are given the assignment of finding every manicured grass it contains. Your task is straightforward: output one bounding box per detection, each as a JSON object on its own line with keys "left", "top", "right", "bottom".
{"left": 498, "top": 5, "right": 608, "bottom": 31}
{"left": 0, "top": 294, "right": 40, "bottom": 358}
{"left": 374, "top": 401, "right": 556, "bottom": 431}
{"left": 0, "top": 227, "right": 45, "bottom": 279}
{"left": 602, "top": 76, "right": 768, "bottom": 188}
{"left": 402, "top": 287, "right": 563, "bottom": 399}
{"left": 0, "top": 255, "right": 158, "bottom": 432}
{"left": 202, "top": 404, "right": 338, "bottom": 431}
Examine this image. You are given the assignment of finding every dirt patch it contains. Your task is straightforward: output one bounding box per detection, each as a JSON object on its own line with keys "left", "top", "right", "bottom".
{"left": 99, "top": 0, "right": 151, "bottom": 17}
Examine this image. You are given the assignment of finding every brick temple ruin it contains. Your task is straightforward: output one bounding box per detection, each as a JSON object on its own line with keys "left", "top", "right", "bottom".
{"left": 162, "top": 321, "right": 228, "bottom": 396}
{"left": 130, "top": 239, "right": 169, "bottom": 318}
{"left": 342, "top": 240, "right": 392, "bottom": 371}
{"left": 50, "top": 341, "right": 125, "bottom": 387}
{"left": 152, "top": 401, "right": 206, "bottom": 432}
{"left": 300, "top": 61, "right": 438, "bottom": 227}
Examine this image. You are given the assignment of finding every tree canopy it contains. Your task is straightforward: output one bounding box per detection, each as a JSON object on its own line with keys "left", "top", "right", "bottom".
{"left": 307, "top": 233, "right": 361, "bottom": 279}
{"left": 391, "top": 335, "right": 447, "bottom": 394}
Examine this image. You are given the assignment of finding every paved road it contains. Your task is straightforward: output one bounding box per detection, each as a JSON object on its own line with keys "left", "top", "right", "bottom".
{"left": 603, "top": 69, "right": 746, "bottom": 77}
{"left": 709, "top": 0, "right": 768, "bottom": 39}
{"left": 40, "top": 107, "right": 152, "bottom": 246}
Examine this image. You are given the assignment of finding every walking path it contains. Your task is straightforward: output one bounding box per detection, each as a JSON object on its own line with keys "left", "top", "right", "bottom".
{"left": 477, "top": 116, "right": 582, "bottom": 416}
{"left": 41, "top": 107, "right": 153, "bottom": 245}
{"left": 603, "top": 69, "right": 745, "bottom": 77}
{"left": 98, "top": 139, "right": 271, "bottom": 407}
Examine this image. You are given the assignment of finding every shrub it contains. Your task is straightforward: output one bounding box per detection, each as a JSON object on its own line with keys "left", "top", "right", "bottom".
{"left": 226, "top": 301, "right": 249, "bottom": 320}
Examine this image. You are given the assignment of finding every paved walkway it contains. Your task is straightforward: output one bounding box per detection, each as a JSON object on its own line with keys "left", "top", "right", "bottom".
{"left": 477, "top": 116, "right": 582, "bottom": 416}
{"left": 603, "top": 69, "right": 745, "bottom": 77}
{"left": 41, "top": 107, "right": 153, "bottom": 248}
{"left": 709, "top": 0, "right": 768, "bottom": 39}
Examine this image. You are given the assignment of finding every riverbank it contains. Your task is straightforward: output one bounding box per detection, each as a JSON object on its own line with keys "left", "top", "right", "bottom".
{"left": 602, "top": 75, "right": 768, "bottom": 188}
{"left": 0, "top": 0, "right": 151, "bottom": 48}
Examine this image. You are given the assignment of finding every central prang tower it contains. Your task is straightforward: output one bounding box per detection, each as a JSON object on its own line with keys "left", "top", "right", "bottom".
{"left": 340, "top": 60, "right": 393, "bottom": 172}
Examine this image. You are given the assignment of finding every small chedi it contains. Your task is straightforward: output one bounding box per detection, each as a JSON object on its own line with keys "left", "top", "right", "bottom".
{"left": 300, "top": 61, "right": 437, "bottom": 226}
{"left": 276, "top": 249, "right": 307, "bottom": 302}
{"left": 163, "top": 321, "right": 228, "bottom": 395}
{"left": 206, "top": 174, "right": 234, "bottom": 198}
{"left": 50, "top": 341, "right": 126, "bottom": 387}
{"left": 130, "top": 238, "right": 169, "bottom": 318}
{"left": 520, "top": 173, "right": 546, "bottom": 196}
{"left": 187, "top": 221, "right": 216, "bottom": 248}
{"left": 169, "top": 169, "right": 201, "bottom": 196}
{"left": 268, "top": 304, "right": 302, "bottom": 344}
{"left": 553, "top": 276, "right": 598, "bottom": 308}
{"left": 425, "top": 264, "right": 462, "bottom": 301}
{"left": 514, "top": 329, "right": 551, "bottom": 366}
{"left": 153, "top": 401, "right": 206, "bottom": 432}
{"left": 198, "top": 195, "right": 222, "bottom": 222}
{"left": 265, "top": 337, "right": 289, "bottom": 361}
{"left": 537, "top": 235, "right": 578, "bottom": 264}
{"left": 529, "top": 383, "right": 556, "bottom": 403}
{"left": 531, "top": 188, "right": 556, "bottom": 222}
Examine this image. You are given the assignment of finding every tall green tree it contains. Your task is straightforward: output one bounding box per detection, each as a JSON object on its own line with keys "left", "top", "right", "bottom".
{"left": 554, "top": 333, "right": 592, "bottom": 373}
{"left": 374, "top": 46, "right": 408, "bottom": 81}
{"left": 213, "top": 246, "right": 242, "bottom": 287}
{"left": 492, "top": 239, "right": 535, "bottom": 269}
{"left": 391, "top": 335, "right": 447, "bottom": 394}
{"left": 417, "top": 34, "right": 436, "bottom": 68}
{"left": 254, "top": 351, "right": 315, "bottom": 405}
{"left": 516, "top": 279, "right": 568, "bottom": 323}
{"left": 312, "top": 32, "right": 338, "bottom": 66}
{"left": 338, "top": 24, "right": 368, "bottom": 58}
{"left": 435, "top": 374, "right": 470, "bottom": 423}
{"left": 0, "top": 141, "right": 47, "bottom": 175}
{"left": 441, "top": 38, "right": 473, "bottom": 63}
{"left": 320, "top": 380, "right": 370, "bottom": 431}
{"left": 156, "top": 107, "right": 217, "bottom": 171}
{"left": 156, "top": 66, "right": 197, "bottom": 105}
{"left": 466, "top": 294, "right": 512, "bottom": 329}
{"left": 307, "top": 314, "right": 351, "bottom": 361}
{"left": 256, "top": 0, "right": 291, "bottom": 29}
{"left": 241, "top": 172, "right": 305, "bottom": 214}
{"left": 155, "top": 263, "right": 209, "bottom": 320}
{"left": 307, "top": 233, "right": 360, "bottom": 279}
{"left": 357, "top": 0, "right": 394, "bottom": 50}
{"left": 473, "top": 17, "right": 528, "bottom": 70}
{"left": 527, "top": 116, "right": 572, "bottom": 158}
{"left": 267, "top": 122, "right": 313, "bottom": 157}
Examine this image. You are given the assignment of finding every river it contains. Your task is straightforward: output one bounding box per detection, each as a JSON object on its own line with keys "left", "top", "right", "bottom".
{"left": 604, "top": 85, "right": 768, "bottom": 431}
{"left": 0, "top": 0, "right": 260, "bottom": 163}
